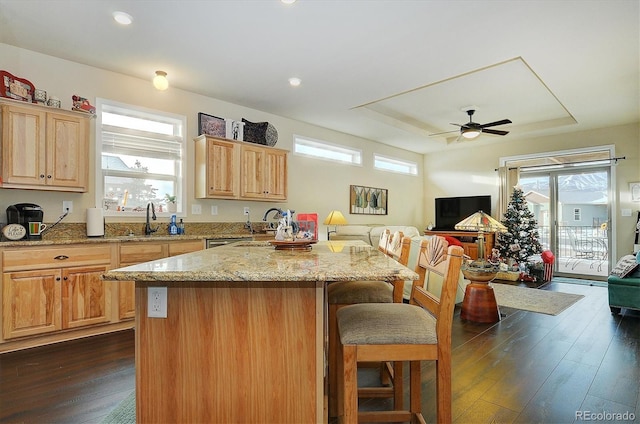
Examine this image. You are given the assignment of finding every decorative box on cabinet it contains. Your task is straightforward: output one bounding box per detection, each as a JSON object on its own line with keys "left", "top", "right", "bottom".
{"left": 0, "top": 99, "right": 90, "bottom": 192}
{"left": 1, "top": 245, "right": 113, "bottom": 340}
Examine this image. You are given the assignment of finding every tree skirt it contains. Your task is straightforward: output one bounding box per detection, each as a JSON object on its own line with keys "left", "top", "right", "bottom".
{"left": 492, "top": 283, "right": 584, "bottom": 316}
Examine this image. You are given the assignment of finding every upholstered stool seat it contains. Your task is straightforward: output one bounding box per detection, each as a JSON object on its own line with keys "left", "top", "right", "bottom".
{"left": 338, "top": 303, "right": 437, "bottom": 345}
{"left": 327, "top": 281, "right": 393, "bottom": 304}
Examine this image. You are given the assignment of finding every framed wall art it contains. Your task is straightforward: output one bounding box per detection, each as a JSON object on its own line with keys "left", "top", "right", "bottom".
{"left": 350, "top": 185, "right": 387, "bottom": 215}
{"left": 198, "top": 113, "right": 226, "bottom": 138}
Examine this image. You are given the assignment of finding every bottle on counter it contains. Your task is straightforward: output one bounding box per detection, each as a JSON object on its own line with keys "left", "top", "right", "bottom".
{"left": 178, "top": 218, "right": 185, "bottom": 235}
{"left": 169, "top": 214, "right": 178, "bottom": 235}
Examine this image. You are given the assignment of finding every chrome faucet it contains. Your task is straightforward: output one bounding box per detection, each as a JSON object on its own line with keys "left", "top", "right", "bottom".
{"left": 262, "top": 207, "right": 284, "bottom": 221}
{"left": 145, "top": 202, "right": 158, "bottom": 235}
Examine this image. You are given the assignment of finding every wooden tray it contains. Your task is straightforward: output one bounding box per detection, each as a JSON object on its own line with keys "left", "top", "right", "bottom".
{"left": 268, "top": 239, "right": 318, "bottom": 250}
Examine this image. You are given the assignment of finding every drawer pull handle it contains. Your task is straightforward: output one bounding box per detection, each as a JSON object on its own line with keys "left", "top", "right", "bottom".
{"left": 54, "top": 255, "right": 69, "bottom": 260}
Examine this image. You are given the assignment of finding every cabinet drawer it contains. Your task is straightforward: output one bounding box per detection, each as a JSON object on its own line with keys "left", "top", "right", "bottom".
{"left": 169, "top": 240, "right": 204, "bottom": 256}
{"left": 119, "top": 243, "right": 168, "bottom": 265}
{"left": 3, "top": 245, "right": 111, "bottom": 272}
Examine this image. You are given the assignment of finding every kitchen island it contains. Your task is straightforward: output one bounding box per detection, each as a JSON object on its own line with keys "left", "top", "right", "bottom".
{"left": 102, "top": 240, "right": 418, "bottom": 424}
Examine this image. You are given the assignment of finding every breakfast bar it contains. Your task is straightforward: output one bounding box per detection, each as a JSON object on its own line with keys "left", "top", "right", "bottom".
{"left": 102, "top": 240, "right": 418, "bottom": 423}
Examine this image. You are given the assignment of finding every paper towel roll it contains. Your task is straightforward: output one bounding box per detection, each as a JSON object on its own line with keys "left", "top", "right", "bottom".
{"left": 86, "top": 208, "right": 104, "bottom": 237}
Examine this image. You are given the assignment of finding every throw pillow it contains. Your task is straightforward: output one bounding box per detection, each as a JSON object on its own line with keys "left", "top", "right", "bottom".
{"left": 242, "top": 119, "right": 268, "bottom": 145}
{"left": 610, "top": 255, "right": 639, "bottom": 278}
{"left": 242, "top": 119, "right": 279, "bottom": 146}
{"left": 443, "top": 235, "right": 463, "bottom": 247}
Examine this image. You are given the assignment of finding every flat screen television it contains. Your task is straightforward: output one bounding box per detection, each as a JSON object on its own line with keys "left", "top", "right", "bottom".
{"left": 434, "top": 195, "right": 492, "bottom": 231}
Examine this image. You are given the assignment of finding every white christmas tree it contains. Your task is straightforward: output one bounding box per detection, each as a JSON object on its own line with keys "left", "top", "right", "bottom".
{"left": 496, "top": 187, "right": 542, "bottom": 264}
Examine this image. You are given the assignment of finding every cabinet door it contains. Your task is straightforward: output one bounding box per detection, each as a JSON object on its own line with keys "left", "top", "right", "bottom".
{"left": 207, "top": 138, "right": 239, "bottom": 198}
{"left": 1, "top": 104, "right": 47, "bottom": 186}
{"left": 2, "top": 269, "right": 62, "bottom": 339}
{"left": 263, "top": 149, "right": 287, "bottom": 200}
{"left": 240, "top": 144, "right": 265, "bottom": 199}
{"left": 118, "top": 281, "right": 136, "bottom": 320}
{"left": 46, "top": 112, "right": 88, "bottom": 190}
{"left": 62, "top": 265, "right": 111, "bottom": 329}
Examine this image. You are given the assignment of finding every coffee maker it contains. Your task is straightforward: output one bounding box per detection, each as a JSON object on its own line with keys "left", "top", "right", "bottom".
{"left": 6, "top": 203, "right": 44, "bottom": 240}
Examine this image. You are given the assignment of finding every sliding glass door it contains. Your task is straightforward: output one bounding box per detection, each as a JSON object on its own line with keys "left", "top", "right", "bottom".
{"left": 519, "top": 168, "right": 610, "bottom": 280}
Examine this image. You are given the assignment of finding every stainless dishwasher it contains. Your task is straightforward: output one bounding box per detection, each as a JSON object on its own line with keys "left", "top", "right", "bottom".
{"left": 205, "top": 238, "right": 251, "bottom": 248}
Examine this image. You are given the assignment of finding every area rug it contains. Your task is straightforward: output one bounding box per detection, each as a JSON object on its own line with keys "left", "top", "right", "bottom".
{"left": 492, "top": 283, "right": 584, "bottom": 315}
{"left": 101, "top": 390, "right": 135, "bottom": 424}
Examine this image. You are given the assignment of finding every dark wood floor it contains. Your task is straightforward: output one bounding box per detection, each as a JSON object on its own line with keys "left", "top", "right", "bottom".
{"left": 1, "top": 281, "right": 638, "bottom": 424}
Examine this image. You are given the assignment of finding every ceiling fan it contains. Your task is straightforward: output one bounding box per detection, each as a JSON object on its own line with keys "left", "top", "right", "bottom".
{"left": 431, "top": 109, "right": 512, "bottom": 141}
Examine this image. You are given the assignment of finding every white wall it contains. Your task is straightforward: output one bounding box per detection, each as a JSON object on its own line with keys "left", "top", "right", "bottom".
{"left": 0, "top": 43, "right": 424, "bottom": 239}
{"left": 423, "top": 124, "right": 640, "bottom": 260}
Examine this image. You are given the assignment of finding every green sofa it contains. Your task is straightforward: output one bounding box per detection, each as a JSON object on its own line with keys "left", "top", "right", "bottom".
{"left": 608, "top": 253, "right": 640, "bottom": 315}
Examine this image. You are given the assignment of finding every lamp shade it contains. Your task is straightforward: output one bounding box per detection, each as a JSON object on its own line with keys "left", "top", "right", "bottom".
{"left": 323, "top": 210, "right": 347, "bottom": 226}
{"left": 454, "top": 210, "right": 506, "bottom": 232}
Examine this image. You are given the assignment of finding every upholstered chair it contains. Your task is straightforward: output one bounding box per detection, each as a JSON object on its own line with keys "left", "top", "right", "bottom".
{"left": 336, "top": 236, "right": 464, "bottom": 423}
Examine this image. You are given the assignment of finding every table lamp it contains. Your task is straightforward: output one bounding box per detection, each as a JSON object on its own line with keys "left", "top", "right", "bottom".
{"left": 454, "top": 210, "right": 507, "bottom": 323}
{"left": 323, "top": 210, "right": 347, "bottom": 240}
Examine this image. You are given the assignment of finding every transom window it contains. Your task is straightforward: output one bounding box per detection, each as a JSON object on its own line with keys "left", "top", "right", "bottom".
{"left": 96, "top": 99, "right": 186, "bottom": 217}
{"left": 293, "top": 135, "right": 362, "bottom": 165}
{"left": 373, "top": 153, "right": 418, "bottom": 176}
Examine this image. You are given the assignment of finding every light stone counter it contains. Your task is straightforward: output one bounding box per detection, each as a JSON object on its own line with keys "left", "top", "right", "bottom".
{"left": 112, "top": 240, "right": 418, "bottom": 424}
{"left": 103, "top": 240, "right": 418, "bottom": 283}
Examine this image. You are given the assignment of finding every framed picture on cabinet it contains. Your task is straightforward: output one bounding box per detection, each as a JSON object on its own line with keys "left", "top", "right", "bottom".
{"left": 350, "top": 185, "right": 388, "bottom": 215}
{"left": 198, "top": 113, "right": 226, "bottom": 138}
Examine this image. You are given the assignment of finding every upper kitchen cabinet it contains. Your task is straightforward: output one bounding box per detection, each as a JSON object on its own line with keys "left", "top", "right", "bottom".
{"left": 194, "top": 135, "right": 288, "bottom": 202}
{"left": 195, "top": 135, "right": 240, "bottom": 199}
{"left": 240, "top": 143, "right": 287, "bottom": 201}
{"left": 0, "top": 99, "right": 90, "bottom": 192}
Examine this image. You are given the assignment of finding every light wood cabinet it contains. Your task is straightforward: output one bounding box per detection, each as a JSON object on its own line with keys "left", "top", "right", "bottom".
{"left": 240, "top": 144, "right": 288, "bottom": 201}
{"left": 194, "top": 135, "right": 287, "bottom": 201}
{"left": 0, "top": 99, "right": 89, "bottom": 192}
{"left": 118, "top": 240, "right": 204, "bottom": 319}
{"left": 1, "top": 245, "right": 112, "bottom": 340}
{"left": 195, "top": 136, "right": 239, "bottom": 199}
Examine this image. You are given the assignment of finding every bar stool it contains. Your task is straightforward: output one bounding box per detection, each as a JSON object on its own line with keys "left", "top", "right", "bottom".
{"left": 336, "top": 236, "right": 464, "bottom": 423}
{"left": 327, "top": 230, "right": 409, "bottom": 417}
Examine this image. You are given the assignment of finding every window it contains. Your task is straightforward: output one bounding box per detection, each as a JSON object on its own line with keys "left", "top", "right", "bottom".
{"left": 96, "top": 99, "right": 186, "bottom": 217}
{"left": 293, "top": 135, "right": 362, "bottom": 165}
{"left": 573, "top": 208, "right": 581, "bottom": 221}
{"left": 373, "top": 154, "right": 418, "bottom": 175}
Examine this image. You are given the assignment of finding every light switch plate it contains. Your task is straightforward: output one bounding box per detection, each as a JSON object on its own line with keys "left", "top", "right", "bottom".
{"left": 621, "top": 208, "right": 632, "bottom": 217}
{"left": 211, "top": 205, "right": 218, "bottom": 215}
{"left": 192, "top": 204, "right": 202, "bottom": 215}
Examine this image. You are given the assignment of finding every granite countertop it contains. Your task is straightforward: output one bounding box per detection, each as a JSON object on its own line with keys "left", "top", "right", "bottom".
{"left": 103, "top": 240, "right": 419, "bottom": 283}
{"left": 0, "top": 233, "right": 255, "bottom": 248}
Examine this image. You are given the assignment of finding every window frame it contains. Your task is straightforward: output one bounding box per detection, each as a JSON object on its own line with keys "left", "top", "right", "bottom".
{"left": 95, "top": 98, "right": 186, "bottom": 218}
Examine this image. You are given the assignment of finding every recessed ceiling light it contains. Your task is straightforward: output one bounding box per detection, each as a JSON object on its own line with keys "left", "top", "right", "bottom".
{"left": 281, "top": 0, "right": 297, "bottom": 4}
{"left": 288, "top": 77, "right": 301, "bottom": 87}
{"left": 113, "top": 11, "right": 133, "bottom": 25}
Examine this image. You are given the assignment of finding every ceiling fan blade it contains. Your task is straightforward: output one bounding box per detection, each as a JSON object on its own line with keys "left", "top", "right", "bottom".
{"left": 429, "top": 129, "right": 459, "bottom": 137}
{"left": 482, "top": 128, "right": 509, "bottom": 136}
{"left": 480, "top": 119, "right": 512, "bottom": 128}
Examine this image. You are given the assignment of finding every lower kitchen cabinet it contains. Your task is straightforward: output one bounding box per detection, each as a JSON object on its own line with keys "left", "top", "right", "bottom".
{"left": 1, "top": 245, "right": 113, "bottom": 341}
{"left": 118, "top": 240, "right": 204, "bottom": 319}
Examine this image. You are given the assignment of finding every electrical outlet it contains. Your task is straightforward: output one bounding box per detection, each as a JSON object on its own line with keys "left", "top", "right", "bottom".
{"left": 147, "top": 287, "right": 167, "bottom": 318}
{"left": 244, "top": 207, "right": 250, "bottom": 215}
{"left": 211, "top": 205, "right": 218, "bottom": 215}
{"left": 192, "top": 204, "right": 202, "bottom": 215}
{"left": 63, "top": 200, "right": 73, "bottom": 214}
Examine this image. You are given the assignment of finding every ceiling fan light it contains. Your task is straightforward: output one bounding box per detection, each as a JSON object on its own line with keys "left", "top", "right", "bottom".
{"left": 462, "top": 128, "right": 481, "bottom": 139}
